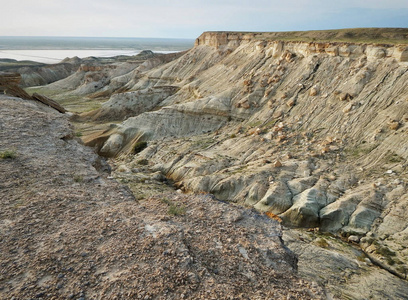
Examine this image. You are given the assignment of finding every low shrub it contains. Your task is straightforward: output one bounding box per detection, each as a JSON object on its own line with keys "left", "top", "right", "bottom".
{"left": 160, "top": 197, "right": 186, "bottom": 216}
{"left": 0, "top": 149, "right": 17, "bottom": 159}
{"left": 73, "top": 175, "right": 83, "bottom": 182}
{"left": 137, "top": 159, "right": 149, "bottom": 165}
{"left": 133, "top": 141, "right": 147, "bottom": 154}
{"left": 168, "top": 204, "right": 186, "bottom": 216}
{"left": 315, "top": 238, "right": 329, "bottom": 248}
{"left": 375, "top": 246, "right": 396, "bottom": 257}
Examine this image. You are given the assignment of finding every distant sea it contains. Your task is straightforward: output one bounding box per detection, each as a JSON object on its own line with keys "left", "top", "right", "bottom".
{"left": 0, "top": 36, "right": 195, "bottom": 64}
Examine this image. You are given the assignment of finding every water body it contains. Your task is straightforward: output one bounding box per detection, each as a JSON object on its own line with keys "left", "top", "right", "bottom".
{"left": 0, "top": 36, "right": 195, "bottom": 64}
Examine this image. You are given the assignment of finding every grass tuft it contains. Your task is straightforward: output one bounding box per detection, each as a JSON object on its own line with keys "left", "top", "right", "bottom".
{"left": 160, "top": 197, "right": 186, "bottom": 216}
{"left": 73, "top": 175, "right": 84, "bottom": 183}
{"left": 0, "top": 149, "right": 17, "bottom": 159}
{"left": 168, "top": 204, "right": 186, "bottom": 216}
{"left": 136, "top": 159, "right": 149, "bottom": 165}
{"left": 315, "top": 238, "right": 329, "bottom": 248}
{"left": 133, "top": 141, "right": 148, "bottom": 154}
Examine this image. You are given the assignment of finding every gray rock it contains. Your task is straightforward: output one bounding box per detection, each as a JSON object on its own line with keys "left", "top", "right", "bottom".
{"left": 254, "top": 181, "right": 293, "bottom": 214}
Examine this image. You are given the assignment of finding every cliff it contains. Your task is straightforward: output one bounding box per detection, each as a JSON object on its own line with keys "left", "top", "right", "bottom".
{"left": 196, "top": 28, "right": 408, "bottom": 47}
{"left": 195, "top": 31, "right": 408, "bottom": 61}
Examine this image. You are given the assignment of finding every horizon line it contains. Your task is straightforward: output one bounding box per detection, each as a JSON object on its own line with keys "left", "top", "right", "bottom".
{"left": 0, "top": 35, "right": 196, "bottom": 40}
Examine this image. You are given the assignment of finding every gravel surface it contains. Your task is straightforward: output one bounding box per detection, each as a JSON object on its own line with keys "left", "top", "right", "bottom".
{"left": 0, "top": 96, "right": 324, "bottom": 299}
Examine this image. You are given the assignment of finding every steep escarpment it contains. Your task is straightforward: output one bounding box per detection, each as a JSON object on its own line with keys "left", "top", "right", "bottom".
{"left": 89, "top": 31, "right": 408, "bottom": 286}
{"left": 195, "top": 28, "right": 408, "bottom": 46}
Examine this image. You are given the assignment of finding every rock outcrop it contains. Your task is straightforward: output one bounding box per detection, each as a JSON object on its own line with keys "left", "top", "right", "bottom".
{"left": 24, "top": 51, "right": 188, "bottom": 113}
{"left": 0, "top": 72, "right": 33, "bottom": 99}
{"left": 0, "top": 57, "right": 81, "bottom": 87}
{"left": 84, "top": 85, "right": 180, "bottom": 121}
{"left": 0, "top": 71, "right": 66, "bottom": 113}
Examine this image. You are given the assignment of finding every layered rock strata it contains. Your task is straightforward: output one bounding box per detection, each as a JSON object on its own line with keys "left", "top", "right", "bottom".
{"left": 95, "top": 32, "right": 408, "bottom": 281}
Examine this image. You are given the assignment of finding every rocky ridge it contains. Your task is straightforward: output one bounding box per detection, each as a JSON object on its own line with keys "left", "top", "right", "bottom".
{"left": 0, "top": 57, "right": 81, "bottom": 88}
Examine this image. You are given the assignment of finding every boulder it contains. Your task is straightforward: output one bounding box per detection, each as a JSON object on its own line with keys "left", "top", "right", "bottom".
{"left": 320, "top": 194, "right": 362, "bottom": 232}
{"left": 280, "top": 186, "right": 327, "bottom": 228}
{"left": 99, "top": 133, "right": 124, "bottom": 157}
{"left": 254, "top": 181, "right": 293, "bottom": 214}
{"left": 32, "top": 93, "right": 66, "bottom": 113}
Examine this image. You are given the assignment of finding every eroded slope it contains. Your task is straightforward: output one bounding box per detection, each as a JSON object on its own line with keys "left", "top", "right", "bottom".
{"left": 94, "top": 32, "right": 408, "bottom": 281}
{"left": 0, "top": 96, "right": 322, "bottom": 299}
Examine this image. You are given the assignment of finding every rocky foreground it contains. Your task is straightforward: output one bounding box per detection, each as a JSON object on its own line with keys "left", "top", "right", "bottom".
{"left": 0, "top": 96, "right": 323, "bottom": 299}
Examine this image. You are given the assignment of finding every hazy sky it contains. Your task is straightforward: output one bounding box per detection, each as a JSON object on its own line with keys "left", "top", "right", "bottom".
{"left": 2, "top": 0, "right": 407, "bottom": 38}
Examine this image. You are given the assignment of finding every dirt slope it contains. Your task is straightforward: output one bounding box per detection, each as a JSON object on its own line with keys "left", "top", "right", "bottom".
{"left": 0, "top": 95, "right": 323, "bottom": 299}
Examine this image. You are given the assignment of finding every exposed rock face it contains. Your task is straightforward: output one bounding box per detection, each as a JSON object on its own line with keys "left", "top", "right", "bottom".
{"left": 85, "top": 85, "right": 180, "bottom": 121}
{"left": 19, "top": 61, "right": 80, "bottom": 87}
{"left": 16, "top": 29, "right": 408, "bottom": 297}
{"left": 0, "top": 95, "right": 323, "bottom": 299}
{"left": 0, "top": 72, "right": 66, "bottom": 113}
{"left": 92, "top": 31, "right": 408, "bottom": 284}
{"left": 0, "top": 72, "right": 33, "bottom": 99}
{"left": 283, "top": 229, "right": 408, "bottom": 299}
{"left": 32, "top": 92, "right": 66, "bottom": 113}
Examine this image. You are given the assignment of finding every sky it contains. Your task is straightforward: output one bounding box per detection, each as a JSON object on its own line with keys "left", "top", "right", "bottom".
{"left": 1, "top": 0, "right": 407, "bottom": 39}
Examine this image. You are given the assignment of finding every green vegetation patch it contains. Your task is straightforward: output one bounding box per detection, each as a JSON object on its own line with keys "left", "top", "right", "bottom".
{"left": 192, "top": 138, "right": 214, "bottom": 149}
{"left": 315, "top": 237, "right": 329, "bottom": 248}
{"left": 385, "top": 152, "right": 405, "bottom": 163}
{"left": 136, "top": 158, "right": 149, "bottom": 165}
{"left": 247, "top": 120, "right": 263, "bottom": 128}
{"left": 375, "top": 245, "right": 396, "bottom": 257}
{"left": 344, "top": 143, "right": 378, "bottom": 158}
{"left": 160, "top": 197, "right": 186, "bottom": 216}
{"left": 133, "top": 141, "right": 148, "bottom": 154}
{"left": 73, "top": 175, "right": 84, "bottom": 183}
{"left": 168, "top": 204, "right": 186, "bottom": 216}
{"left": 0, "top": 149, "right": 17, "bottom": 159}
